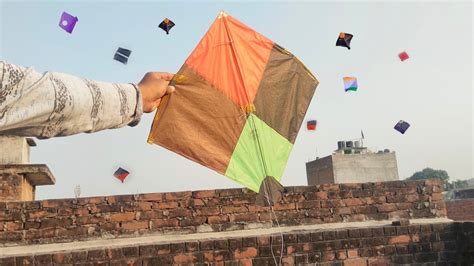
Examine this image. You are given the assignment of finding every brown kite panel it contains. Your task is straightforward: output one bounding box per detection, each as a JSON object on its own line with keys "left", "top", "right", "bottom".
{"left": 253, "top": 44, "right": 319, "bottom": 144}
{"left": 148, "top": 65, "right": 246, "bottom": 174}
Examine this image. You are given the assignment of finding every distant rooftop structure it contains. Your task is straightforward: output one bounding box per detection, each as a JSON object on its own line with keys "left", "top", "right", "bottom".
{"left": 306, "top": 139, "right": 399, "bottom": 185}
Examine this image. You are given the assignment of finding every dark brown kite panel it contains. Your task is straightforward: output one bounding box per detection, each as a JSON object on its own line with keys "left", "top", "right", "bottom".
{"left": 253, "top": 44, "right": 319, "bottom": 144}
{"left": 148, "top": 65, "right": 246, "bottom": 174}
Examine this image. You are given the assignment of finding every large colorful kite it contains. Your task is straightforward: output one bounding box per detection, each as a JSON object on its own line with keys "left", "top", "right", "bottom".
{"left": 148, "top": 11, "right": 318, "bottom": 202}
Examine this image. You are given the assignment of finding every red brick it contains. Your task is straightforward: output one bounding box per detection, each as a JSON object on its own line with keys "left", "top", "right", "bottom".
{"left": 5, "top": 221, "right": 22, "bottom": 231}
{"left": 347, "top": 249, "right": 358, "bottom": 258}
{"left": 152, "top": 219, "right": 179, "bottom": 228}
{"left": 336, "top": 250, "right": 347, "bottom": 260}
{"left": 196, "top": 207, "right": 220, "bottom": 216}
{"left": 405, "top": 194, "right": 419, "bottom": 202}
{"left": 166, "top": 208, "right": 191, "bottom": 218}
{"left": 376, "top": 204, "right": 398, "bottom": 212}
{"left": 315, "top": 192, "right": 328, "bottom": 200}
{"left": 155, "top": 244, "right": 171, "bottom": 255}
{"left": 337, "top": 207, "right": 352, "bottom": 215}
{"left": 193, "top": 190, "right": 216, "bottom": 198}
{"left": 203, "top": 251, "right": 214, "bottom": 262}
{"left": 34, "top": 254, "right": 52, "bottom": 264}
{"left": 174, "top": 253, "right": 198, "bottom": 263}
{"left": 287, "top": 245, "right": 296, "bottom": 255}
{"left": 52, "top": 253, "right": 73, "bottom": 264}
{"left": 248, "top": 205, "right": 270, "bottom": 212}
{"left": 389, "top": 235, "right": 410, "bottom": 244}
{"left": 344, "top": 258, "right": 368, "bottom": 266}
{"left": 74, "top": 208, "right": 90, "bottom": 216}
{"left": 156, "top": 202, "right": 179, "bottom": 209}
{"left": 321, "top": 251, "right": 335, "bottom": 262}
{"left": 343, "top": 198, "right": 364, "bottom": 206}
{"left": 137, "top": 202, "right": 153, "bottom": 211}
{"left": 222, "top": 206, "right": 248, "bottom": 213}
{"left": 272, "top": 203, "right": 296, "bottom": 211}
{"left": 121, "top": 221, "right": 149, "bottom": 230}
{"left": 208, "top": 215, "right": 229, "bottom": 224}
{"left": 106, "top": 248, "right": 123, "bottom": 259}
{"left": 297, "top": 200, "right": 321, "bottom": 209}
{"left": 257, "top": 236, "right": 270, "bottom": 246}
{"left": 140, "top": 193, "right": 163, "bottom": 201}
{"left": 179, "top": 217, "right": 206, "bottom": 227}
{"left": 368, "top": 257, "right": 390, "bottom": 265}
{"left": 181, "top": 198, "right": 206, "bottom": 207}
{"left": 42, "top": 200, "right": 69, "bottom": 208}
{"left": 88, "top": 249, "right": 106, "bottom": 261}
{"left": 165, "top": 191, "right": 192, "bottom": 200}
{"left": 24, "top": 221, "right": 40, "bottom": 230}
{"left": 26, "top": 210, "right": 48, "bottom": 220}
{"left": 109, "top": 212, "right": 135, "bottom": 222}
{"left": 431, "top": 192, "right": 443, "bottom": 201}
{"left": 229, "top": 213, "right": 258, "bottom": 222}
{"left": 76, "top": 216, "right": 101, "bottom": 225}
{"left": 41, "top": 218, "right": 72, "bottom": 228}
{"left": 233, "top": 247, "right": 258, "bottom": 259}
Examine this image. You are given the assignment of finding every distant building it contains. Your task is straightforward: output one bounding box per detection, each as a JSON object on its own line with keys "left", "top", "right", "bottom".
{"left": 306, "top": 140, "right": 399, "bottom": 185}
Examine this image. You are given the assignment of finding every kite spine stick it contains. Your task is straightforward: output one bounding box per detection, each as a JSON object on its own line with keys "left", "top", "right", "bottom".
{"left": 221, "top": 15, "right": 252, "bottom": 108}
{"left": 274, "top": 44, "right": 317, "bottom": 82}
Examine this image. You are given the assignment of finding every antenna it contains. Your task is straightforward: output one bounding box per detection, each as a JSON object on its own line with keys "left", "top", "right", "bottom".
{"left": 74, "top": 185, "right": 81, "bottom": 198}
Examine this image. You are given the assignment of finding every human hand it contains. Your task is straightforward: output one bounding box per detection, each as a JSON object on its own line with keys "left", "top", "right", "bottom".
{"left": 138, "top": 72, "right": 175, "bottom": 113}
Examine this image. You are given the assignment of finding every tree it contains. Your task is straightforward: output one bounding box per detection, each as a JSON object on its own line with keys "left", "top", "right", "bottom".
{"left": 406, "top": 168, "right": 450, "bottom": 189}
{"left": 449, "top": 179, "right": 469, "bottom": 190}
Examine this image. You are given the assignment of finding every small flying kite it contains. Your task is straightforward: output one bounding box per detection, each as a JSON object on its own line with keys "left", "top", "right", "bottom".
{"left": 114, "top": 47, "right": 132, "bottom": 65}
{"left": 399, "top": 51, "right": 409, "bottom": 61}
{"left": 59, "top": 11, "right": 78, "bottom": 34}
{"left": 343, "top": 77, "right": 358, "bottom": 92}
{"left": 336, "top": 32, "right": 353, "bottom": 49}
{"left": 159, "top": 18, "right": 175, "bottom": 34}
{"left": 114, "top": 167, "right": 130, "bottom": 183}
{"left": 307, "top": 120, "right": 317, "bottom": 131}
{"left": 394, "top": 120, "right": 410, "bottom": 134}
{"left": 148, "top": 11, "right": 318, "bottom": 204}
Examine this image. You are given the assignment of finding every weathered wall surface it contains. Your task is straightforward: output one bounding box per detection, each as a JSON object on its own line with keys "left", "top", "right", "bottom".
{"left": 306, "top": 155, "right": 334, "bottom": 185}
{"left": 1, "top": 222, "right": 473, "bottom": 265}
{"left": 447, "top": 199, "right": 474, "bottom": 221}
{"left": 332, "top": 152, "right": 399, "bottom": 184}
{"left": 0, "top": 173, "right": 33, "bottom": 202}
{"left": 0, "top": 137, "right": 30, "bottom": 164}
{"left": 0, "top": 180, "right": 446, "bottom": 245}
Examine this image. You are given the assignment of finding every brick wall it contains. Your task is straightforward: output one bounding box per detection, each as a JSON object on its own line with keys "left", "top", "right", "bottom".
{"left": 0, "top": 180, "right": 446, "bottom": 245}
{"left": 0, "top": 173, "right": 25, "bottom": 201}
{"left": 447, "top": 199, "right": 474, "bottom": 221}
{"left": 2, "top": 222, "right": 473, "bottom": 265}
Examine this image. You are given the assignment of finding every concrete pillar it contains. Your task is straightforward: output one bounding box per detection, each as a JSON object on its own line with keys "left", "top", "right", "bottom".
{"left": 0, "top": 165, "right": 55, "bottom": 201}
{"left": 0, "top": 136, "right": 36, "bottom": 164}
{"left": 0, "top": 137, "right": 55, "bottom": 201}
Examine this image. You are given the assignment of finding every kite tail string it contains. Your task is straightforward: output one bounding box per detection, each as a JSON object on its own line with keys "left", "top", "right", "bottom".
{"left": 221, "top": 16, "right": 284, "bottom": 264}
{"left": 262, "top": 180, "right": 285, "bottom": 266}
{"left": 249, "top": 115, "right": 284, "bottom": 266}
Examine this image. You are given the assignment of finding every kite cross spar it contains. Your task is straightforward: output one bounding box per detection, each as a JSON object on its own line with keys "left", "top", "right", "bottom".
{"left": 148, "top": 11, "right": 319, "bottom": 205}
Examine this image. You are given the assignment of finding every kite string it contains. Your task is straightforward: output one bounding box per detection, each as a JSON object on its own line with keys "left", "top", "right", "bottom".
{"left": 221, "top": 14, "right": 284, "bottom": 266}
{"left": 250, "top": 114, "right": 284, "bottom": 266}
{"left": 262, "top": 180, "right": 285, "bottom": 266}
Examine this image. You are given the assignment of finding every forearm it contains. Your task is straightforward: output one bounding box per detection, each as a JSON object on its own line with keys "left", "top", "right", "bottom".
{"left": 0, "top": 61, "right": 142, "bottom": 138}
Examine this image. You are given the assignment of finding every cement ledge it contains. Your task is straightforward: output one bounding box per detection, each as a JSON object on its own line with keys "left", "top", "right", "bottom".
{"left": 0, "top": 217, "right": 453, "bottom": 258}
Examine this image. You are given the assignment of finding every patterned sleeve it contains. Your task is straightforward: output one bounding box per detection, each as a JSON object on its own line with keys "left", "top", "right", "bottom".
{"left": 0, "top": 61, "right": 143, "bottom": 138}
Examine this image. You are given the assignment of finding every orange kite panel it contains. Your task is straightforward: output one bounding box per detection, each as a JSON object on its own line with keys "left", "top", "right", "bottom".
{"left": 185, "top": 13, "right": 274, "bottom": 108}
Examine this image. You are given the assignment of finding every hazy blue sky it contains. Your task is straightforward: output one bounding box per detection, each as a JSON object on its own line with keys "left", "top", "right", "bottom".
{"left": 1, "top": 1, "right": 472, "bottom": 199}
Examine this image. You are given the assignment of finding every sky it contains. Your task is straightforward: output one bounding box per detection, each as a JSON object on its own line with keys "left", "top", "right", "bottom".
{"left": 0, "top": 1, "right": 472, "bottom": 200}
